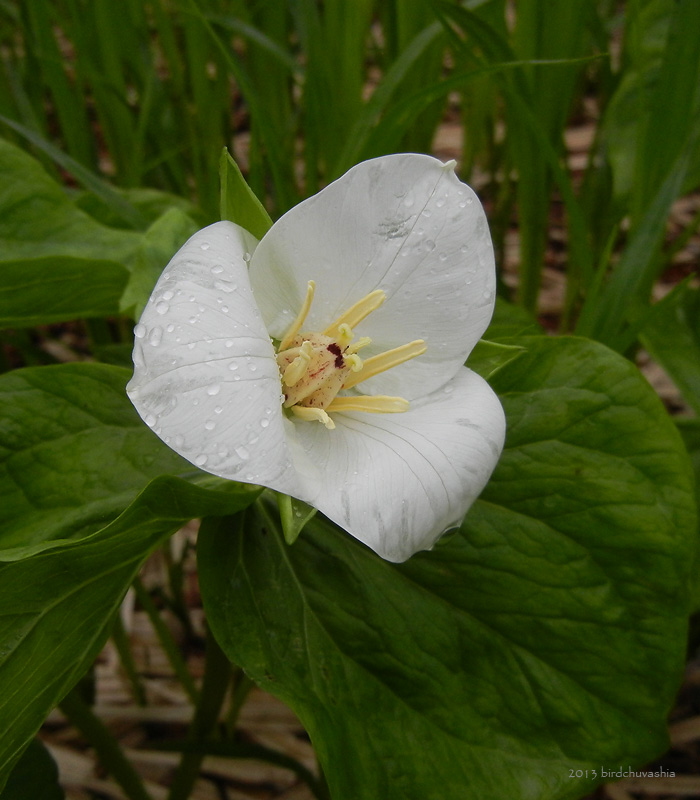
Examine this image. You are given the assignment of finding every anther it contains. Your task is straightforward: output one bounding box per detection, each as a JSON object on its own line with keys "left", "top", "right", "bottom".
{"left": 323, "top": 290, "right": 385, "bottom": 338}
{"left": 291, "top": 405, "right": 336, "bottom": 429}
{"left": 342, "top": 340, "right": 427, "bottom": 389}
{"left": 279, "top": 281, "right": 315, "bottom": 352}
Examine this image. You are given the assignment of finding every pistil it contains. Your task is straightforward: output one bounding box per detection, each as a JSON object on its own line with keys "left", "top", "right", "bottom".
{"left": 275, "top": 285, "right": 425, "bottom": 429}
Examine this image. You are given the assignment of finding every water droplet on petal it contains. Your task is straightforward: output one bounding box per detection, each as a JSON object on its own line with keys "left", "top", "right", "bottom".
{"left": 214, "top": 281, "right": 236, "bottom": 294}
{"left": 205, "top": 420, "right": 216, "bottom": 431}
{"left": 228, "top": 363, "right": 238, "bottom": 371}
{"left": 166, "top": 324, "right": 175, "bottom": 332}
{"left": 235, "top": 446, "right": 249, "bottom": 460}
{"left": 148, "top": 327, "right": 163, "bottom": 346}
{"left": 200, "top": 242, "right": 210, "bottom": 250}
{"left": 145, "top": 414, "right": 157, "bottom": 427}
{"left": 260, "top": 418, "right": 270, "bottom": 428}
{"left": 156, "top": 302, "right": 169, "bottom": 315}
{"left": 134, "top": 324, "right": 146, "bottom": 339}
{"left": 211, "top": 265, "right": 224, "bottom": 274}
{"left": 222, "top": 305, "right": 229, "bottom": 313}
{"left": 207, "top": 384, "right": 221, "bottom": 396}
{"left": 425, "top": 239, "right": 436, "bottom": 251}
{"left": 195, "top": 454, "right": 208, "bottom": 466}
{"left": 225, "top": 340, "right": 234, "bottom": 348}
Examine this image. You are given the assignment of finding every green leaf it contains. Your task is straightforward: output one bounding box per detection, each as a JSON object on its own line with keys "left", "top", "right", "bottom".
{"left": 466, "top": 339, "right": 524, "bottom": 380}
{"left": 0, "top": 361, "right": 261, "bottom": 788}
{"left": 219, "top": 147, "right": 272, "bottom": 239}
{"left": 677, "top": 418, "right": 700, "bottom": 609}
{"left": 0, "top": 363, "right": 188, "bottom": 558}
{"left": 119, "top": 207, "right": 199, "bottom": 320}
{"left": 0, "top": 740, "right": 63, "bottom": 800}
{"left": 199, "top": 335, "right": 696, "bottom": 800}
{"left": 640, "top": 283, "right": 700, "bottom": 414}
{"left": 0, "top": 139, "right": 138, "bottom": 328}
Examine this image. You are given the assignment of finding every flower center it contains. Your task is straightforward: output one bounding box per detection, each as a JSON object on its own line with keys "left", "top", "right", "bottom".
{"left": 275, "top": 281, "right": 426, "bottom": 430}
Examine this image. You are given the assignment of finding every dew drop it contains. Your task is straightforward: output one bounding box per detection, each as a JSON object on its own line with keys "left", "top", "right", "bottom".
{"left": 439, "top": 253, "right": 448, "bottom": 262}
{"left": 214, "top": 280, "right": 236, "bottom": 294}
{"left": 148, "top": 327, "right": 163, "bottom": 346}
{"left": 235, "top": 446, "right": 250, "bottom": 460}
{"left": 166, "top": 324, "right": 175, "bottom": 332}
{"left": 213, "top": 406, "right": 223, "bottom": 415}
{"left": 162, "top": 289, "right": 174, "bottom": 301}
{"left": 207, "top": 384, "right": 221, "bottom": 396}
{"left": 249, "top": 364, "right": 257, "bottom": 372}
{"left": 243, "top": 252, "right": 252, "bottom": 262}
{"left": 188, "top": 316, "right": 197, "bottom": 324}
{"left": 436, "top": 197, "right": 446, "bottom": 208}
{"left": 200, "top": 242, "right": 210, "bottom": 250}
{"left": 205, "top": 420, "right": 216, "bottom": 431}
{"left": 228, "top": 362, "right": 238, "bottom": 371}
{"left": 260, "top": 418, "right": 270, "bottom": 428}
{"left": 156, "top": 302, "right": 169, "bottom": 315}
{"left": 225, "top": 340, "right": 234, "bottom": 348}
{"left": 403, "top": 195, "right": 415, "bottom": 208}
{"left": 134, "top": 323, "right": 146, "bottom": 339}
{"left": 195, "top": 454, "right": 208, "bottom": 466}
{"left": 444, "top": 385, "right": 454, "bottom": 394}
{"left": 222, "top": 305, "right": 229, "bottom": 313}
{"left": 145, "top": 414, "right": 157, "bottom": 427}
{"left": 211, "top": 265, "right": 224, "bottom": 274}
{"left": 174, "top": 435, "right": 184, "bottom": 447}
{"left": 425, "top": 239, "right": 436, "bottom": 251}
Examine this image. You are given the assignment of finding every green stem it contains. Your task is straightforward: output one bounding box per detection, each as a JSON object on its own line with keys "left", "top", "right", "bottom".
{"left": 59, "top": 687, "right": 153, "bottom": 800}
{"left": 132, "top": 577, "right": 199, "bottom": 705}
{"left": 166, "top": 626, "right": 232, "bottom": 800}
{"left": 111, "top": 613, "right": 147, "bottom": 706}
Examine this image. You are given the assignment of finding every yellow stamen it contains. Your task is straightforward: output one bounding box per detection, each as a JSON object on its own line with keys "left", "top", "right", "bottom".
{"left": 326, "top": 395, "right": 410, "bottom": 414}
{"left": 323, "top": 289, "right": 386, "bottom": 338}
{"left": 346, "top": 336, "right": 372, "bottom": 354}
{"left": 291, "top": 405, "right": 336, "bottom": 429}
{"left": 336, "top": 323, "right": 354, "bottom": 348}
{"left": 279, "top": 281, "right": 315, "bottom": 352}
{"left": 342, "top": 340, "right": 427, "bottom": 389}
{"left": 283, "top": 340, "right": 313, "bottom": 386}
{"left": 345, "top": 354, "right": 363, "bottom": 372}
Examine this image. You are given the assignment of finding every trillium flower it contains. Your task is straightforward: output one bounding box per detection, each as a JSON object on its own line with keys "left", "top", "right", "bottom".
{"left": 127, "top": 154, "right": 505, "bottom": 562}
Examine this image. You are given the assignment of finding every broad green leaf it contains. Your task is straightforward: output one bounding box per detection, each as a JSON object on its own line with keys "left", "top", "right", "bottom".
{"left": 199, "top": 335, "right": 696, "bottom": 800}
{"left": 0, "top": 362, "right": 261, "bottom": 788}
{"left": 0, "top": 363, "right": 187, "bottom": 558}
{"left": 677, "top": 418, "right": 700, "bottom": 609}
{"left": 0, "top": 740, "right": 63, "bottom": 800}
{"left": 466, "top": 339, "right": 524, "bottom": 380}
{"left": 0, "top": 474, "right": 258, "bottom": 792}
{"left": 0, "top": 139, "right": 138, "bottom": 327}
{"left": 219, "top": 149, "right": 272, "bottom": 240}
{"left": 640, "top": 283, "right": 700, "bottom": 414}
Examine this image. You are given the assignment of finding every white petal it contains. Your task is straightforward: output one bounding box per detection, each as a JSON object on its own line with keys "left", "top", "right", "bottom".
{"left": 249, "top": 154, "right": 496, "bottom": 399}
{"left": 127, "top": 221, "right": 303, "bottom": 496}
{"left": 288, "top": 367, "right": 506, "bottom": 562}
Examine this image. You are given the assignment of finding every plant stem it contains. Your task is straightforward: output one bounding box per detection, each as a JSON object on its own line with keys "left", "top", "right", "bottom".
{"left": 59, "top": 686, "right": 153, "bottom": 800}
{"left": 166, "top": 626, "right": 232, "bottom": 800}
{"left": 132, "top": 576, "right": 199, "bottom": 705}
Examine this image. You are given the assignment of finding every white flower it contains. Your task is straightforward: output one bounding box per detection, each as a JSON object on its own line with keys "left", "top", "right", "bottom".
{"left": 127, "top": 154, "right": 505, "bottom": 562}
